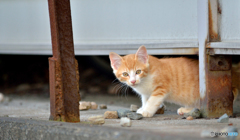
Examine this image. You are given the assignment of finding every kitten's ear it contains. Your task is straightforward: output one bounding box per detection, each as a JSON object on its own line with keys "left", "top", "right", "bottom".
{"left": 135, "top": 45, "right": 148, "bottom": 64}
{"left": 109, "top": 52, "right": 122, "bottom": 70}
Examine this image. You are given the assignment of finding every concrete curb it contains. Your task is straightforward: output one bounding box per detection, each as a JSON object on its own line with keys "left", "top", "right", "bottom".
{"left": 0, "top": 117, "right": 209, "bottom": 140}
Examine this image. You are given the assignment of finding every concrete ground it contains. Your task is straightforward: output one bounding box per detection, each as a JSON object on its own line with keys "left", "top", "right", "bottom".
{"left": 0, "top": 93, "right": 240, "bottom": 140}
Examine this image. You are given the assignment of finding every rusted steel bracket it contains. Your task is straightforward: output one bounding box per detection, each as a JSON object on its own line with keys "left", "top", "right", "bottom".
{"left": 208, "top": 55, "right": 231, "bottom": 71}
{"left": 48, "top": 0, "right": 80, "bottom": 122}
{"left": 200, "top": 55, "right": 233, "bottom": 118}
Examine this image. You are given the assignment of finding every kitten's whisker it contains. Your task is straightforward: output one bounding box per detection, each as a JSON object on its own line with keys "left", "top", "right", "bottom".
{"left": 115, "top": 84, "right": 124, "bottom": 98}
{"left": 124, "top": 85, "right": 129, "bottom": 100}
{"left": 112, "top": 82, "right": 121, "bottom": 87}
{"left": 127, "top": 86, "right": 130, "bottom": 98}
{"left": 120, "top": 85, "right": 125, "bottom": 98}
{"left": 113, "top": 84, "right": 121, "bottom": 91}
{"left": 113, "top": 83, "right": 125, "bottom": 96}
{"left": 112, "top": 79, "right": 119, "bottom": 83}
{"left": 116, "top": 86, "right": 122, "bottom": 96}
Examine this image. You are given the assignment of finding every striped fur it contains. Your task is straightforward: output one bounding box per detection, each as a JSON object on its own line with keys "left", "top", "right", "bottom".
{"left": 109, "top": 46, "right": 239, "bottom": 117}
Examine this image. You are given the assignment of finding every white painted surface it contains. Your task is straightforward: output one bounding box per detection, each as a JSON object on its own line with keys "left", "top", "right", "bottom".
{"left": 0, "top": 45, "right": 198, "bottom": 55}
{"left": 198, "top": 0, "right": 208, "bottom": 99}
{"left": 0, "top": 0, "right": 198, "bottom": 55}
{"left": 208, "top": 42, "right": 240, "bottom": 49}
{"left": 220, "top": 0, "right": 240, "bottom": 41}
{"left": 209, "top": 48, "right": 240, "bottom": 55}
{"left": 71, "top": 0, "right": 198, "bottom": 42}
{"left": 0, "top": 0, "right": 51, "bottom": 44}
{"left": 0, "top": 0, "right": 239, "bottom": 55}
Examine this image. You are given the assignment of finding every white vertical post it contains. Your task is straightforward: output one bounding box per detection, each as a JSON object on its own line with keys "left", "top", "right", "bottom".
{"left": 198, "top": 0, "right": 208, "bottom": 99}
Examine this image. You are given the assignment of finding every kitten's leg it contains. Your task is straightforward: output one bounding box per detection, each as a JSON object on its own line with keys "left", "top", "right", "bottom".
{"left": 141, "top": 95, "right": 165, "bottom": 117}
{"left": 159, "top": 104, "right": 165, "bottom": 108}
{"left": 177, "top": 107, "right": 193, "bottom": 115}
{"left": 137, "top": 95, "right": 148, "bottom": 114}
{"left": 233, "top": 87, "right": 239, "bottom": 102}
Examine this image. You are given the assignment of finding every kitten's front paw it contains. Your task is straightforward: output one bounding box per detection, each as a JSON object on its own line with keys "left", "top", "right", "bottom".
{"left": 177, "top": 108, "right": 184, "bottom": 115}
{"left": 141, "top": 110, "right": 154, "bottom": 117}
{"left": 136, "top": 108, "right": 143, "bottom": 114}
{"left": 177, "top": 107, "right": 193, "bottom": 116}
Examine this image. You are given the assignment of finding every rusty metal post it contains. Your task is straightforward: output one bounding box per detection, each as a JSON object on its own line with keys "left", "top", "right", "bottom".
{"left": 48, "top": 0, "right": 80, "bottom": 122}
{"left": 201, "top": 55, "right": 233, "bottom": 118}
{"left": 199, "top": 0, "right": 233, "bottom": 118}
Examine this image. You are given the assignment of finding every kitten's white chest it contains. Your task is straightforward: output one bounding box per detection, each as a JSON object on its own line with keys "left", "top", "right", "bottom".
{"left": 132, "top": 75, "right": 153, "bottom": 96}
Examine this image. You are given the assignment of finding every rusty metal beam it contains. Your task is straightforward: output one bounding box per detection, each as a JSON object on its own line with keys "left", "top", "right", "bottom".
{"left": 48, "top": 0, "right": 80, "bottom": 122}
{"left": 199, "top": 0, "right": 233, "bottom": 118}
{"left": 201, "top": 55, "right": 233, "bottom": 118}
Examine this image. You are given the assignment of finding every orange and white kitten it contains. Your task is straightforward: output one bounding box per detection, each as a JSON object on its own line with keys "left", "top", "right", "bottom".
{"left": 109, "top": 46, "right": 238, "bottom": 117}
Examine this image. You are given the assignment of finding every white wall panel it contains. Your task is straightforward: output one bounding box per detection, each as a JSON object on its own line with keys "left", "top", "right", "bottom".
{"left": 70, "top": 0, "right": 198, "bottom": 43}
{"left": 220, "top": 0, "right": 240, "bottom": 41}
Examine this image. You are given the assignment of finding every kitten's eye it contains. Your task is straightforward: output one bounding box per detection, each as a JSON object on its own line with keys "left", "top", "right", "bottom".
{"left": 122, "top": 72, "right": 129, "bottom": 77}
{"left": 136, "top": 70, "right": 141, "bottom": 74}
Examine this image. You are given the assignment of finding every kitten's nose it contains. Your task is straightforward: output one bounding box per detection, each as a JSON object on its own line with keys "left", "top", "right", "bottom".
{"left": 131, "top": 80, "right": 136, "bottom": 84}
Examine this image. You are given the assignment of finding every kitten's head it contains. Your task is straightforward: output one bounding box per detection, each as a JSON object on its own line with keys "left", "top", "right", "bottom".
{"left": 109, "top": 46, "right": 149, "bottom": 87}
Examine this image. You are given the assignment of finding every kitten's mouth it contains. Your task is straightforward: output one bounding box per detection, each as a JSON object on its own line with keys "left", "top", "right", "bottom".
{"left": 131, "top": 83, "right": 137, "bottom": 87}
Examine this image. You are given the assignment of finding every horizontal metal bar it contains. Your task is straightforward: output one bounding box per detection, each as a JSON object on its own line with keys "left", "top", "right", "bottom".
{"left": 0, "top": 41, "right": 198, "bottom": 55}
{"left": 2, "top": 42, "right": 239, "bottom": 55}
{"left": 208, "top": 48, "right": 240, "bottom": 55}
{"left": 74, "top": 42, "right": 198, "bottom": 50}
{"left": 207, "top": 42, "right": 240, "bottom": 48}
{"left": 0, "top": 48, "right": 199, "bottom": 56}
{"left": 74, "top": 48, "right": 199, "bottom": 55}
{"left": 0, "top": 47, "right": 199, "bottom": 55}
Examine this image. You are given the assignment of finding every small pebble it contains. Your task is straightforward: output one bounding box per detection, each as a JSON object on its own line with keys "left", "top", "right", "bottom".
{"left": 156, "top": 105, "right": 165, "bottom": 114}
{"left": 126, "top": 112, "right": 143, "bottom": 120}
{"left": 85, "top": 102, "right": 91, "bottom": 109}
{"left": 186, "top": 116, "right": 193, "bottom": 120}
{"left": 79, "top": 102, "right": 89, "bottom": 110}
{"left": 0, "top": 93, "right": 4, "bottom": 102}
{"left": 88, "top": 115, "right": 105, "bottom": 125}
{"left": 120, "top": 117, "right": 131, "bottom": 127}
{"left": 99, "top": 104, "right": 107, "bottom": 109}
{"left": 90, "top": 102, "right": 98, "bottom": 110}
{"left": 117, "top": 109, "right": 132, "bottom": 118}
{"left": 228, "top": 123, "right": 233, "bottom": 126}
{"left": 184, "top": 108, "right": 201, "bottom": 119}
{"left": 217, "top": 113, "right": 229, "bottom": 123}
{"left": 130, "top": 104, "right": 138, "bottom": 112}
{"left": 104, "top": 111, "right": 118, "bottom": 119}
